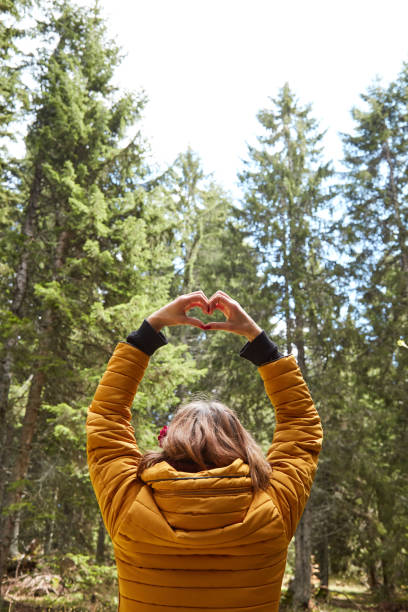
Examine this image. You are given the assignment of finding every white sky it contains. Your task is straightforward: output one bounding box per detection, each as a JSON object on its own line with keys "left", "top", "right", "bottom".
{"left": 77, "top": 0, "right": 408, "bottom": 197}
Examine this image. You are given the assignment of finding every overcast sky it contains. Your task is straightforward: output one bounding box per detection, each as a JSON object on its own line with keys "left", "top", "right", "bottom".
{"left": 78, "top": 0, "right": 408, "bottom": 197}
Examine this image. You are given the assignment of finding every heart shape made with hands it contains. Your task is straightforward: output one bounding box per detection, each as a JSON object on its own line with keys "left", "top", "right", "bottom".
{"left": 149, "top": 290, "right": 261, "bottom": 340}
{"left": 180, "top": 290, "right": 261, "bottom": 339}
{"left": 183, "top": 292, "right": 229, "bottom": 329}
{"left": 186, "top": 303, "right": 226, "bottom": 326}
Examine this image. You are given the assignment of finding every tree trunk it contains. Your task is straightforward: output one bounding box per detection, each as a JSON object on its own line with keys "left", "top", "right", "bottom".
{"left": 375, "top": 486, "right": 396, "bottom": 600}
{"left": 0, "top": 338, "right": 15, "bottom": 485}
{"left": 0, "top": 168, "right": 40, "bottom": 593}
{"left": 0, "top": 218, "right": 69, "bottom": 575}
{"left": 0, "top": 368, "right": 46, "bottom": 566}
{"left": 381, "top": 558, "right": 395, "bottom": 601}
{"left": 0, "top": 339, "right": 16, "bottom": 587}
{"left": 9, "top": 514, "right": 21, "bottom": 560}
{"left": 368, "top": 561, "right": 379, "bottom": 590}
{"left": 96, "top": 516, "right": 106, "bottom": 564}
{"left": 292, "top": 503, "right": 312, "bottom": 608}
{"left": 44, "top": 488, "right": 59, "bottom": 556}
{"left": 281, "top": 217, "right": 292, "bottom": 355}
{"left": 316, "top": 528, "right": 329, "bottom": 599}
{"left": 383, "top": 141, "right": 408, "bottom": 283}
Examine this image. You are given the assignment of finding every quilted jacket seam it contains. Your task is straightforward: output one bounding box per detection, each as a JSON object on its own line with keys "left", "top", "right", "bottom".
{"left": 117, "top": 577, "right": 278, "bottom": 588}
{"left": 97, "top": 382, "right": 134, "bottom": 395}
{"left": 119, "top": 496, "right": 283, "bottom": 548}
{"left": 106, "top": 367, "right": 142, "bottom": 384}
{"left": 119, "top": 593, "right": 278, "bottom": 608}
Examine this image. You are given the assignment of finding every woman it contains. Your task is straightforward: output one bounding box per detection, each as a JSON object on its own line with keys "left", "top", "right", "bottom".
{"left": 87, "top": 290, "right": 323, "bottom": 611}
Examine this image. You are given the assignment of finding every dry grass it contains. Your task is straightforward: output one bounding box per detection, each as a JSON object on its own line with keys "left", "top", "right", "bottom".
{"left": 2, "top": 573, "right": 407, "bottom": 611}
{"left": 280, "top": 579, "right": 408, "bottom": 612}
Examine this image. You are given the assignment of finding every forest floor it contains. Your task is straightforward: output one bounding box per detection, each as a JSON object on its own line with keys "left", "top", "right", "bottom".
{"left": 280, "top": 579, "right": 408, "bottom": 611}
{"left": 2, "top": 573, "right": 408, "bottom": 611}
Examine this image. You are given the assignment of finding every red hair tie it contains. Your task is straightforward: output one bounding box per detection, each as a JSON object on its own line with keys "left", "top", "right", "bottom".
{"left": 158, "top": 425, "right": 168, "bottom": 447}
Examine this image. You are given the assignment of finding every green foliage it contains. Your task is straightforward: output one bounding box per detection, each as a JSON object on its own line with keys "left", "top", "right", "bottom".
{"left": 332, "top": 64, "right": 408, "bottom": 595}
{"left": 3, "top": 553, "right": 118, "bottom": 610}
{"left": 239, "top": 83, "right": 337, "bottom": 352}
{"left": 0, "top": 0, "right": 202, "bottom": 585}
{"left": 0, "top": 0, "right": 407, "bottom": 606}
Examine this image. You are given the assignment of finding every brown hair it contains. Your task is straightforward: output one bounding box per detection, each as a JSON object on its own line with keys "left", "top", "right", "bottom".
{"left": 137, "top": 399, "right": 272, "bottom": 492}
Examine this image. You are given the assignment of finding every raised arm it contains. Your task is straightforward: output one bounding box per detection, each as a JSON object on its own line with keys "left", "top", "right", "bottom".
{"left": 205, "top": 290, "right": 323, "bottom": 541}
{"left": 87, "top": 339, "right": 152, "bottom": 537}
{"left": 87, "top": 291, "right": 209, "bottom": 537}
{"left": 259, "top": 356, "right": 322, "bottom": 541}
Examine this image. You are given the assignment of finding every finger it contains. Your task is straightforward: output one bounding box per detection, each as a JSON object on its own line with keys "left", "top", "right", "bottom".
{"left": 215, "top": 290, "right": 232, "bottom": 299}
{"left": 189, "top": 290, "right": 209, "bottom": 312}
{"left": 208, "top": 291, "right": 223, "bottom": 312}
{"left": 208, "top": 290, "right": 233, "bottom": 300}
{"left": 208, "top": 293, "right": 232, "bottom": 315}
{"left": 185, "top": 298, "right": 208, "bottom": 310}
{"left": 183, "top": 291, "right": 208, "bottom": 304}
{"left": 184, "top": 295, "right": 209, "bottom": 314}
{"left": 187, "top": 290, "right": 208, "bottom": 300}
{"left": 208, "top": 300, "right": 224, "bottom": 316}
{"left": 215, "top": 290, "right": 238, "bottom": 307}
{"left": 183, "top": 316, "right": 207, "bottom": 329}
{"left": 208, "top": 290, "right": 224, "bottom": 302}
{"left": 181, "top": 290, "right": 208, "bottom": 306}
{"left": 203, "top": 321, "right": 234, "bottom": 332}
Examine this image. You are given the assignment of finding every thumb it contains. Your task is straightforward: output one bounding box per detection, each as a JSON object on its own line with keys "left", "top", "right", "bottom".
{"left": 203, "top": 321, "right": 234, "bottom": 333}
{"left": 183, "top": 316, "right": 206, "bottom": 330}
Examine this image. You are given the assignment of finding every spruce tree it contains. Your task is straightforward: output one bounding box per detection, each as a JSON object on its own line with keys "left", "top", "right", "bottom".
{"left": 0, "top": 0, "right": 201, "bottom": 582}
{"left": 0, "top": 0, "right": 33, "bottom": 589}
{"left": 239, "top": 84, "right": 337, "bottom": 606}
{"left": 161, "top": 149, "right": 273, "bottom": 441}
{"left": 340, "top": 66, "right": 408, "bottom": 597}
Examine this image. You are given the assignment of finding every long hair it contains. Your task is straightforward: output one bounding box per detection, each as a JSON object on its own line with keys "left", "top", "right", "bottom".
{"left": 137, "top": 399, "right": 272, "bottom": 492}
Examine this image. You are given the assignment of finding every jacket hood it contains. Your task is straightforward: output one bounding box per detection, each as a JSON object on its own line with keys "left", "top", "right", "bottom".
{"left": 140, "top": 458, "right": 253, "bottom": 530}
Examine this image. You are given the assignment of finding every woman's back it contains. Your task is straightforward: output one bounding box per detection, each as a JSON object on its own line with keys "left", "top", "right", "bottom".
{"left": 87, "top": 335, "right": 322, "bottom": 611}
{"left": 115, "top": 457, "right": 287, "bottom": 612}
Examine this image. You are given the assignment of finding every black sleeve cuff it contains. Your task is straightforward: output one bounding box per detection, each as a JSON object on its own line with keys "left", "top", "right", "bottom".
{"left": 239, "top": 331, "right": 283, "bottom": 366}
{"left": 126, "top": 319, "right": 168, "bottom": 356}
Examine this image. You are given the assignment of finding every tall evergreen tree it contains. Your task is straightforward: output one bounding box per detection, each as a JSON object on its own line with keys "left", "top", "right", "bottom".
{"left": 340, "top": 65, "right": 408, "bottom": 597}
{"left": 161, "top": 150, "right": 275, "bottom": 442}
{"left": 239, "top": 84, "right": 337, "bottom": 606}
{"left": 0, "top": 0, "right": 32, "bottom": 437}
{"left": 0, "top": 0, "right": 201, "bottom": 585}
{"left": 0, "top": 0, "right": 33, "bottom": 589}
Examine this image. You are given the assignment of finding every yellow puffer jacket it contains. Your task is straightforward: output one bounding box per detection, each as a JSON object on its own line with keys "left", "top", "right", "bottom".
{"left": 87, "top": 342, "right": 322, "bottom": 612}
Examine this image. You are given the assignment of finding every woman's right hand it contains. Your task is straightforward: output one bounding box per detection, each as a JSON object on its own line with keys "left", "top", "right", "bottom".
{"left": 204, "top": 290, "right": 262, "bottom": 341}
